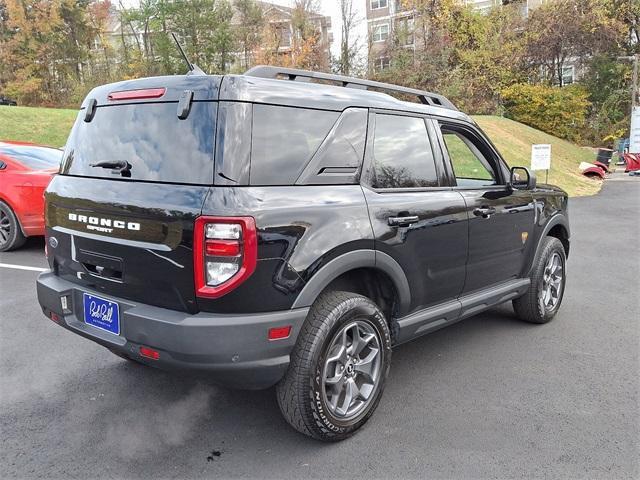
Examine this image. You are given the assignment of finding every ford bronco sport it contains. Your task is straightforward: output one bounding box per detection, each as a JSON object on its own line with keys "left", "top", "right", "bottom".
{"left": 37, "top": 66, "right": 570, "bottom": 441}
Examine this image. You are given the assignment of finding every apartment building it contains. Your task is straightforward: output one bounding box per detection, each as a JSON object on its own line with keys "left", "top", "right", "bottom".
{"left": 366, "top": 0, "right": 416, "bottom": 72}
{"left": 366, "top": 0, "right": 575, "bottom": 83}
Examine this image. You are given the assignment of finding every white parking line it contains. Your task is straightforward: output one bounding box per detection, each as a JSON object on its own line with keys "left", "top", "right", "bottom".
{"left": 0, "top": 263, "right": 48, "bottom": 272}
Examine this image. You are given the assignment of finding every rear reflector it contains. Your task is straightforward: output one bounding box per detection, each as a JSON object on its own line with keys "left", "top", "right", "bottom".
{"left": 139, "top": 346, "right": 160, "bottom": 360}
{"left": 268, "top": 326, "right": 292, "bottom": 341}
{"left": 108, "top": 88, "right": 166, "bottom": 101}
{"left": 49, "top": 312, "right": 60, "bottom": 323}
{"left": 205, "top": 239, "right": 241, "bottom": 257}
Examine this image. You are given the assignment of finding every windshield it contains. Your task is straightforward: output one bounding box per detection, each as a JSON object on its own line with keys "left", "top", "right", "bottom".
{"left": 1, "top": 145, "right": 62, "bottom": 170}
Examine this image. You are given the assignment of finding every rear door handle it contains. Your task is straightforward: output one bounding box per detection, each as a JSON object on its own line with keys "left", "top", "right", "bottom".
{"left": 388, "top": 215, "right": 420, "bottom": 227}
{"left": 473, "top": 207, "right": 496, "bottom": 219}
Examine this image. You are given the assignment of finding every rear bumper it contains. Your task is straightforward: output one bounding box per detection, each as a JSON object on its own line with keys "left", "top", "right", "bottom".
{"left": 36, "top": 272, "right": 308, "bottom": 389}
{"left": 17, "top": 212, "right": 45, "bottom": 237}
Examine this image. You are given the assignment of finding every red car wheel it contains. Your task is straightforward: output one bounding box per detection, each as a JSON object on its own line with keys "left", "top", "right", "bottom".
{"left": 0, "top": 201, "right": 27, "bottom": 252}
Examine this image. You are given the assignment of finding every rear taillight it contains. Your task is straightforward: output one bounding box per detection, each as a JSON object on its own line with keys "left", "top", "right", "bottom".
{"left": 193, "top": 216, "right": 257, "bottom": 298}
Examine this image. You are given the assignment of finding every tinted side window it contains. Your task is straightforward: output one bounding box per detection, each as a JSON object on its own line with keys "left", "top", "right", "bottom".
{"left": 441, "top": 128, "right": 496, "bottom": 187}
{"left": 250, "top": 105, "right": 339, "bottom": 185}
{"left": 372, "top": 114, "right": 438, "bottom": 188}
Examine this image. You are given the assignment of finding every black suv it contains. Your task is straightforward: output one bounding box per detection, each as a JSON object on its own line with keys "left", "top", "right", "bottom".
{"left": 37, "top": 66, "right": 570, "bottom": 441}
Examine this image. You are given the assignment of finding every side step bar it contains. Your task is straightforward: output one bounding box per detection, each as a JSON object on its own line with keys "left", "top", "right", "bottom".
{"left": 392, "top": 278, "right": 530, "bottom": 345}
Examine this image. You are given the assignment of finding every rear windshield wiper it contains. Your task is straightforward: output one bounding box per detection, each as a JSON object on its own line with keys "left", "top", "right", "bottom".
{"left": 90, "top": 160, "right": 132, "bottom": 177}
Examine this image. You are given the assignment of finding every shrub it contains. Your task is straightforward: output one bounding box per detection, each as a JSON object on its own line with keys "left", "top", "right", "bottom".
{"left": 501, "top": 83, "right": 591, "bottom": 142}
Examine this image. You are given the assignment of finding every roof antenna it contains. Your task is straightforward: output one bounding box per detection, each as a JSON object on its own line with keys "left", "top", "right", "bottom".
{"left": 171, "top": 32, "right": 205, "bottom": 75}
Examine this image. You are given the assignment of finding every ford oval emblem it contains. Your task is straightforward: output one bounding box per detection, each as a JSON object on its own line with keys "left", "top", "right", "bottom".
{"left": 49, "top": 236, "right": 58, "bottom": 249}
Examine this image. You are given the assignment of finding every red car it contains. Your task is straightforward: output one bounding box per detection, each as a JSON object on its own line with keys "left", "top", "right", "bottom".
{"left": 0, "top": 141, "right": 62, "bottom": 251}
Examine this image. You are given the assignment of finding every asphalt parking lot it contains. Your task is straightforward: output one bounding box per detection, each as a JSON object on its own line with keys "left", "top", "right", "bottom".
{"left": 1, "top": 176, "right": 639, "bottom": 479}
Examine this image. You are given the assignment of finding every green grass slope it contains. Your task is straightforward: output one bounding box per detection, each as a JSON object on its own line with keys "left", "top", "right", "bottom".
{"left": 474, "top": 115, "right": 601, "bottom": 197}
{"left": 0, "top": 105, "right": 77, "bottom": 148}
{"left": 0, "top": 107, "right": 600, "bottom": 197}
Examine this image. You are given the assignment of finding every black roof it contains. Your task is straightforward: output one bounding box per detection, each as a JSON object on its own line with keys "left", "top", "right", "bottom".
{"left": 81, "top": 67, "right": 472, "bottom": 124}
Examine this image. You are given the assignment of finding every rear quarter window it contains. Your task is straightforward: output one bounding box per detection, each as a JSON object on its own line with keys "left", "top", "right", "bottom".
{"left": 250, "top": 105, "right": 339, "bottom": 185}
{"left": 61, "top": 102, "right": 216, "bottom": 185}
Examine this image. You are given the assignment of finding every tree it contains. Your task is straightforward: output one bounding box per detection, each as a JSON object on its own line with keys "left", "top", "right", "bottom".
{"left": 1, "top": 0, "right": 65, "bottom": 104}
{"left": 581, "top": 55, "right": 633, "bottom": 145}
{"left": 612, "top": 0, "right": 640, "bottom": 54}
{"left": 443, "top": 3, "right": 528, "bottom": 113}
{"left": 375, "top": 1, "right": 527, "bottom": 114}
{"left": 336, "top": 0, "right": 360, "bottom": 76}
{"left": 524, "top": 0, "right": 626, "bottom": 86}
{"left": 256, "top": 0, "right": 329, "bottom": 71}
{"left": 148, "top": 0, "right": 236, "bottom": 74}
{"left": 290, "top": 0, "right": 328, "bottom": 70}
{"left": 502, "top": 83, "right": 591, "bottom": 142}
{"left": 234, "top": 0, "right": 263, "bottom": 70}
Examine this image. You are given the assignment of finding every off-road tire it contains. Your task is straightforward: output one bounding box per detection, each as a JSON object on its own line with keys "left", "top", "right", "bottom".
{"left": 0, "top": 201, "right": 26, "bottom": 252}
{"left": 276, "top": 291, "right": 392, "bottom": 441}
{"left": 513, "top": 236, "right": 566, "bottom": 324}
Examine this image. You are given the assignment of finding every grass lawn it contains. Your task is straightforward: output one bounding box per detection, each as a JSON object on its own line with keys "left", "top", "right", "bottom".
{"left": 0, "top": 106, "right": 601, "bottom": 197}
{"left": 0, "top": 105, "right": 77, "bottom": 148}
{"left": 474, "top": 115, "right": 601, "bottom": 197}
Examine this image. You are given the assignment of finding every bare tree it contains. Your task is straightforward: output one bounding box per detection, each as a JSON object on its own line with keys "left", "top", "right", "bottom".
{"left": 338, "top": 0, "right": 359, "bottom": 76}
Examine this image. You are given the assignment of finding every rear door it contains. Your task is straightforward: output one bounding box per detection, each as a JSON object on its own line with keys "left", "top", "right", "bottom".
{"left": 361, "top": 111, "right": 468, "bottom": 316}
{"left": 434, "top": 120, "right": 536, "bottom": 294}
{"left": 45, "top": 76, "right": 220, "bottom": 313}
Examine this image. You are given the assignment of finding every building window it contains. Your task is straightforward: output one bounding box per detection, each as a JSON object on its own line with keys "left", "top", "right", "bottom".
{"left": 395, "top": 17, "right": 414, "bottom": 46}
{"left": 372, "top": 23, "right": 389, "bottom": 43}
{"left": 375, "top": 57, "right": 391, "bottom": 71}
{"left": 371, "top": 0, "right": 388, "bottom": 9}
{"left": 274, "top": 23, "right": 291, "bottom": 47}
{"left": 561, "top": 65, "right": 574, "bottom": 85}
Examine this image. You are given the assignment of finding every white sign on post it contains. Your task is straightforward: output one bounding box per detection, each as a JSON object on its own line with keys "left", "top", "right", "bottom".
{"left": 531, "top": 144, "right": 551, "bottom": 171}
{"left": 629, "top": 106, "right": 640, "bottom": 154}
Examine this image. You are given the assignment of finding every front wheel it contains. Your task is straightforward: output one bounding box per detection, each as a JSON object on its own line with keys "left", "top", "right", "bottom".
{"left": 513, "top": 236, "right": 567, "bottom": 324}
{"left": 276, "top": 291, "right": 392, "bottom": 441}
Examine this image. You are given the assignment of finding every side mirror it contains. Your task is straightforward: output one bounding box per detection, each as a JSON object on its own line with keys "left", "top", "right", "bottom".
{"left": 510, "top": 166, "right": 536, "bottom": 190}
{"left": 0, "top": 161, "right": 6, "bottom": 170}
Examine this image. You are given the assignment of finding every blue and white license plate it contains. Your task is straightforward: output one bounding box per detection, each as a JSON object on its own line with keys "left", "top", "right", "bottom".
{"left": 83, "top": 293, "right": 120, "bottom": 335}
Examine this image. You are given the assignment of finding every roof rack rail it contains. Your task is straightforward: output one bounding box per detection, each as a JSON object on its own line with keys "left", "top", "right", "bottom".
{"left": 243, "top": 65, "right": 457, "bottom": 111}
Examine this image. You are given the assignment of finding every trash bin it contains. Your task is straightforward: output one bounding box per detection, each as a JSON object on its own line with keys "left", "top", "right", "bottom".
{"left": 596, "top": 148, "right": 613, "bottom": 166}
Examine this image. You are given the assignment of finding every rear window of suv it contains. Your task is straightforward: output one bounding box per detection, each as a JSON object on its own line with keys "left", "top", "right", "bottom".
{"left": 61, "top": 102, "right": 216, "bottom": 185}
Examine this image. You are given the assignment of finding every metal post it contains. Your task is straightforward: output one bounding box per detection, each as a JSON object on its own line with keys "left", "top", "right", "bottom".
{"left": 632, "top": 54, "right": 638, "bottom": 108}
